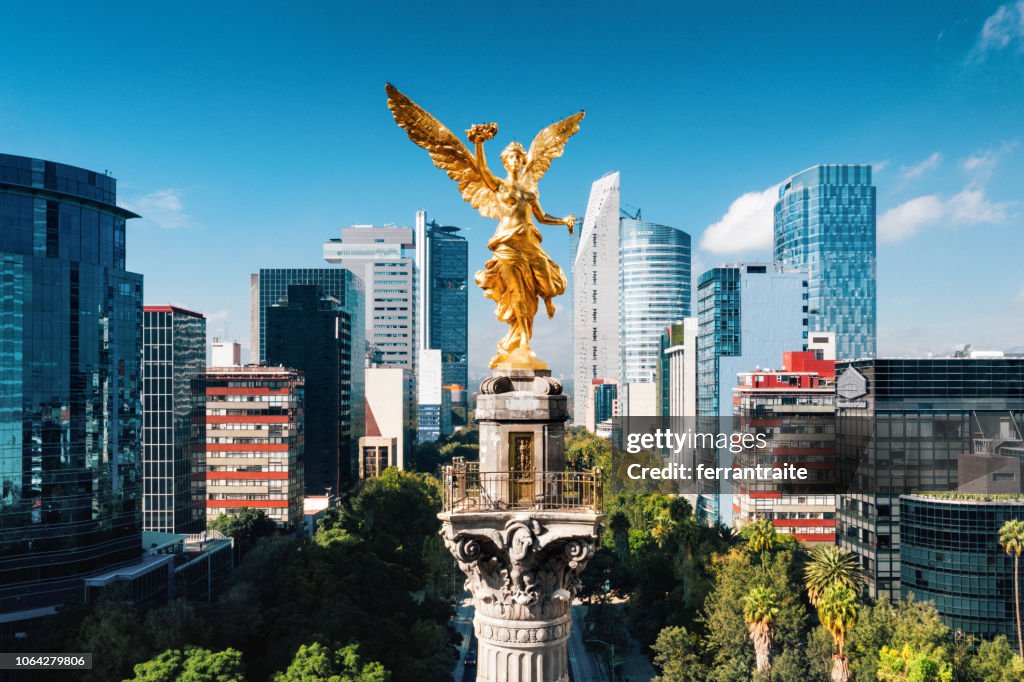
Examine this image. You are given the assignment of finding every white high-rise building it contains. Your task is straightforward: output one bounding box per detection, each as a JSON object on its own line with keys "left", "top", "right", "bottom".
{"left": 210, "top": 338, "right": 241, "bottom": 367}
{"left": 573, "top": 172, "right": 621, "bottom": 426}
{"left": 323, "top": 224, "right": 417, "bottom": 372}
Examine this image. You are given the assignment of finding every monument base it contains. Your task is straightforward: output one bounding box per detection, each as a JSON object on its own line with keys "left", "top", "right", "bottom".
{"left": 440, "top": 510, "right": 602, "bottom": 682}
{"left": 439, "top": 367, "right": 604, "bottom": 682}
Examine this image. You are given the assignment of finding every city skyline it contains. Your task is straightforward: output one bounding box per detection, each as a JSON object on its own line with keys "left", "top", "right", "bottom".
{"left": 1, "top": 2, "right": 1022, "bottom": 376}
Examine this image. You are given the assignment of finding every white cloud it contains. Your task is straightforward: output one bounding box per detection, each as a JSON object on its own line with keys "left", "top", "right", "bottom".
{"left": 870, "top": 160, "right": 890, "bottom": 173}
{"left": 878, "top": 185, "right": 1012, "bottom": 243}
{"left": 699, "top": 185, "right": 779, "bottom": 254}
{"left": 896, "top": 152, "right": 942, "bottom": 189}
{"left": 1016, "top": 288, "right": 1024, "bottom": 306}
{"left": 981, "top": 2, "right": 1024, "bottom": 50}
{"left": 122, "top": 188, "right": 193, "bottom": 229}
{"left": 974, "top": 2, "right": 1024, "bottom": 56}
{"left": 961, "top": 140, "right": 1018, "bottom": 181}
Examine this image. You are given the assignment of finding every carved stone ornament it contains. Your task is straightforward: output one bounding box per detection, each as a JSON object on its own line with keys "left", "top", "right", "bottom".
{"left": 442, "top": 517, "right": 596, "bottom": 622}
{"left": 480, "top": 375, "right": 515, "bottom": 394}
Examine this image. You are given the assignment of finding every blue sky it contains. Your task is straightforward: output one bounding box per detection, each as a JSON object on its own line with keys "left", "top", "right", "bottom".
{"left": 2, "top": 1, "right": 1022, "bottom": 379}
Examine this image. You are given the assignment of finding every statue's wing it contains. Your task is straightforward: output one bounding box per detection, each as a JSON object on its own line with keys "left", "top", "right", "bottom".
{"left": 386, "top": 83, "right": 499, "bottom": 219}
{"left": 523, "top": 111, "right": 585, "bottom": 188}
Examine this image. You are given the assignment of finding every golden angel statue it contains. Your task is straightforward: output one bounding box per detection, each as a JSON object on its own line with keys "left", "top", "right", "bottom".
{"left": 385, "top": 83, "right": 583, "bottom": 370}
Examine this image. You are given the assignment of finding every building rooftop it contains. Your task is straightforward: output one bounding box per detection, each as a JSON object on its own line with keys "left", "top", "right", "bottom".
{"left": 904, "top": 492, "right": 1024, "bottom": 504}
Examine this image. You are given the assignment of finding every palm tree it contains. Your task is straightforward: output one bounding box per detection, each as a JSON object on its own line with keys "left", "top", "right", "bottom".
{"left": 999, "top": 518, "right": 1024, "bottom": 658}
{"left": 804, "top": 545, "right": 867, "bottom": 606}
{"left": 745, "top": 519, "right": 777, "bottom": 567}
{"left": 743, "top": 586, "right": 779, "bottom": 674}
{"left": 818, "top": 583, "right": 859, "bottom": 682}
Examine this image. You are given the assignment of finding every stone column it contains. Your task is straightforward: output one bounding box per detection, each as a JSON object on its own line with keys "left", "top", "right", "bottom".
{"left": 441, "top": 511, "right": 601, "bottom": 682}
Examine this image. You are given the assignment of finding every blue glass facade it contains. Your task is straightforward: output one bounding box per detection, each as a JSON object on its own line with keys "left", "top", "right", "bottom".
{"left": 0, "top": 154, "right": 144, "bottom": 615}
{"left": 774, "top": 165, "right": 876, "bottom": 361}
{"left": 695, "top": 264, "right": 808, "bottom": 524}
{"left": 424, "top": 221, "right": 468, "bottom": 389}
{"left": 142, "top": 307, "right": 206, "bottom": 534}
{"left": 593, "top": 383, "right": 617, "bottom": 426}
{"left": 619, "top": 219, "right": 691, "bottom": 385}
{"left": 901, "top": 495, "right": 1024, "bottom": 646}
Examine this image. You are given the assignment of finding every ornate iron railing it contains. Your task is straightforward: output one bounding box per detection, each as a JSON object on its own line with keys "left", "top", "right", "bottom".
{"left": 442, "top": 459, "right": 603, "bottom": 513}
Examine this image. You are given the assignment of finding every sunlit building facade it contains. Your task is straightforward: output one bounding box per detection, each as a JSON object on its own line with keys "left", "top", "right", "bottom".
{"left": 142, "top": 306, "right": 206, "bottom": 534}
{"left": 774, "top": 164, "right": 876, "bottom": 361}
{"left": 204, "top": 366, "right": 305, "bottom": 529}
{"left": 619, "top": 218, "right": 691, "bottom": 385}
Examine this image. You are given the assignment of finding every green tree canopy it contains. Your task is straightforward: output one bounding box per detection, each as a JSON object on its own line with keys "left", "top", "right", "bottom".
{"left": 273, "top": 642, "right": 390, "bottom": 682}
{"left": 128, "top": 647, "right": 245, "bottom": 682}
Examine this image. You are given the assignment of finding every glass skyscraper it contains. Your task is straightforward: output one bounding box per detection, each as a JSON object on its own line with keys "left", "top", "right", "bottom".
{"left": 0, "top": 154, "right": 144, "bottom": 616}
{"left": 774, "top": 164, "right": 876, "bottom": 361}
{"left": 416, "top": 214, "right": 468, "bottom": 389}
{"left": 695, "top": 264, "right": 808, "bottom": 524}
{"left": 252, "top": 271, "right": 365, "bottom": 491}
{"left": 619, "top": 218, "right": 691, "bottom": 385}
{"left": 266, "top": 284, "right": 358, "bottom": 492}
{"left": 142, "top": 306, "right": 206, "bottom": 534}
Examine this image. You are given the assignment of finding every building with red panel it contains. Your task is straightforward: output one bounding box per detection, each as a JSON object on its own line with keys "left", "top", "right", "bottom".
{"left": 203, "top": 366, "right": 304, "bottom": 529}
{"left": 732, "top": 350, "right": 837, "bottom": 544}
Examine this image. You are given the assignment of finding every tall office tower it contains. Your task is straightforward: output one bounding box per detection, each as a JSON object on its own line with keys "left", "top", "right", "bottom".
{"left": 619, "top": 218, "right": 691, "bottom": 385}
{"left": 142, "top": 306, "right": 207, "bottom": 534}
{"left": 695, "top": 264, "right": 808, "bottom": 524}
{"left": 360, "top": 367, "right": 416, "bottom": 475}
{"left": 835, "top": 356, "right": 1024, "bottom": 600}
{"left": 0, "top": 155, "right": 143, "bottom": 618}
{"left": 658, "top": 318, "right": 699, "bottom": 417}
{"left": 696, "top": 264, "right": 808, "bottom": 417}
{"left": 204, "top": 366, "right": 305, "bottom": 529}
{"left": 211, "top": 338, "right": 241, "bottom": 367}
{"left": 250, "top": 269, "right": 364, "bottom": 488}
{"left": 323, "top": 224, "right": 417, "bottom": 371}
{"left": 774, "top": 164, "right": 876, "bottom": 361}
{"left": 266, "top": 284, "right": 360, "bottom": 493}
{"left": 415, "top": 211, "right": 468, "bottom": 388}
{"left": 573, "top": 172, "right": 621, "bottom": 426}
{"left": 732, "top": 351, "right": 836, "bottom": 543}
{"left": 250, "top": 268, "right": 364, "bottom": 366}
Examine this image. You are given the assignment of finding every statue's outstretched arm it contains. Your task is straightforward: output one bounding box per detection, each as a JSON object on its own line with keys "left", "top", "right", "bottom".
{"left": 474, "top": 140, "right": 499, "bottom": 192}
{"left": 531, "top": 198, "right": 575, "bottom": 234}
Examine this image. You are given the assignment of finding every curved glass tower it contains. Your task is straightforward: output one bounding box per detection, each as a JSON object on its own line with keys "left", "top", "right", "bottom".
{"left": 774, "top": 164, "right": 876, "bottom": 361}
{"left": 619, "top": 219, "right": 691, "bottom": 385}
{"left": 0, "top": 154, "right": 143, "bottom": 616}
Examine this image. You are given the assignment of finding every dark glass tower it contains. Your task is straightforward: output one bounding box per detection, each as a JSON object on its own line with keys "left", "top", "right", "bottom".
{"left": 774, "top": 164, "right": 876, "bottom": 361}
{"left": 0, "top": 154, "right": 143, "bottom": 616}
{"left": 266, "top": 284, "right": 358, "bottom": 492}
{"left": 420, "top": 218, "right": 468, "bottom": 389}
{"left": 142, "top": 306, "right": 206, "bottom": 534}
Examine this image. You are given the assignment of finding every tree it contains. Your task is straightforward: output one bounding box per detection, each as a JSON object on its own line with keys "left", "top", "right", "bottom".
{"left": 999, "top": 518, "right": 1024, "bottom": 658}
{"left": 966, "top": 635, "right": 1024, "bottom": 682}
{"left": 816, "top": 584, "right": 859, "bottom": 682}
{"left": 845, "top": 597, "right": 953, "bottom": 682}
{"left": 273, "top": 642, "right": 390, "bottom": 682}
{"left": 804, "top": 546, "right": 865, "bottom": 606}
{"left": 744, "top": 586, "right": 780, "bottom": 673}
{"left": 208, "top": 507, "right": 278, "bottom": 555}
{"left": 877, "top": 644, "right": 952, "bottom": 682}
{"left": 743, "top": 520, "right": 777, "bottom": 568}
{"left": 128, "top": 647, "right": 245, "bottom": 682}
{"left": 652, "top": 626, "right": 708, "bottom": 682}
{"left": 348, "top": 468, "right": 442, "bottom": 572}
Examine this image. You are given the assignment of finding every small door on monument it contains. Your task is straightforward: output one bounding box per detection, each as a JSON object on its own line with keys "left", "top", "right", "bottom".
{"left": 509, "top": 433, "right": 535, "bottom": 506}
